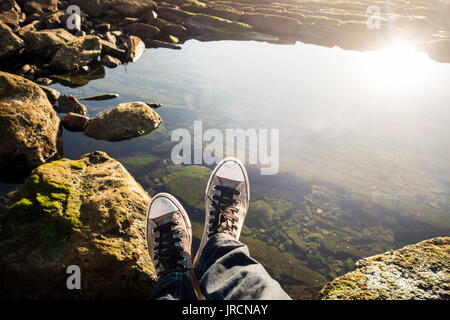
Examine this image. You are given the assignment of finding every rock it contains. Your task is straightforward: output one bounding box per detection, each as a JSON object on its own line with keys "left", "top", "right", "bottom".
{"left": 100, "top": 39, "right": 126, "bottom": 61}
{"left": 22, "top": 0, "right": 59, "bottom": 15}
{"left": 23, "top": 28, "right": 76, "bottom": 61}
{"left": 50, "top": 63, "right": 105, "bottom": 87}
{"left": 320, "top": 237, "right": 450, "bottom": 300}
{"left": 16, "top": 20, "right": 45, "bottom": 37}
{"left": 42, "top": 11, "right": 67, "bottom": 29}
{"left": 84, "top": 101, "right": 162, "bottom": 142}
{"left": 35, "top": 77, "right": 53, "bottom": 85}
{"left": 107, "top": 0, "right": 157, "bottom": 18}
{"left": 0, "top": 8, "right": 25, "bottom": 30}
{"left": 124, "top": 23, "right": 160, "bottom": 42}
{"left": 146, "top": 102, "right": 161, "bottom": 108}
{"left": 0, "top": 0, "right": 18, "bottom": 11}
{"left": 70, "top": 0, "right": 110, "bottom": 17}
{"left": 0, "top": 22, "right": 25, "bottom": 60}
{"left": 50, "top": 35, "right": 102, "bottom": 72}
{"left": 144, "top": 17, "right": 188, "bottom": 39}
{"left": 144, "top": 39, "right": 181, "bottom": 50}
{"left": 61, "top": 112, "right": 91, "bottom": 131}
{"left": 39, "top": 85, "right": 60, "bottom": 104}
{"left": 79, "top": 93, "right": 119, "bottom": 101}
{"left": 422, "top": 39, "right": 450, "bottom": 63}
{"left": 125, "top": 35, "right": 145, "bottom": 62}
{"left": 104, "top": 31, "right": 116, "bottom": 44}
{"left": 239, "top": 13, "right": 301, "bottom": 35}
{"left": 101, "top": 54, "right": 121, "bottom": 68}
{"left": 96, "top": 23, "right": 110, "bottom": 33}
{"left": 56, "top": 94, "right": 88, "bottom": 115}
{"left": 0, "top": 151, "right": 156, "bottom": 298}
{"left": 0, "top": 71, "right": 61, "bottom": 183}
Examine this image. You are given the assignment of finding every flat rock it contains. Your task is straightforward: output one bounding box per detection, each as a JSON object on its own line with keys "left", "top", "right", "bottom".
{"left": 0, "top": 71, "right": 61, "bottom": 183}
{"left": 84, "top": 101, "right": 162, "bottom": 141}
{"left": 23, "top": 28, "right": 76, "bottom": 61}
{"left": 50, "top": 35, "right": 102, "bottom": 72}
{"left": 320, "top": 237, "right": 450, "bottom": 300}
{"left": 0, "top": 151, "right": 156, "bottom": 298}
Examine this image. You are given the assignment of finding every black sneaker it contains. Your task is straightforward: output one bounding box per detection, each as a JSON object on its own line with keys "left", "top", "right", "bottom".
{"left": 193, "top": 157, "right": 250, "bottom": 270}
{"left": 146, "top": 193, "right": 192, "bottom": 278}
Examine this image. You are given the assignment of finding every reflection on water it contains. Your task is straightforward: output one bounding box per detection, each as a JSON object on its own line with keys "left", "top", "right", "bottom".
{"left": 2, "top": 40, "right": 450, "bottom": 299}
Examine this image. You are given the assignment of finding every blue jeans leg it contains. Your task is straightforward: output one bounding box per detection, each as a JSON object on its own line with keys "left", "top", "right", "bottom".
{"left": 197, "top": 233, "right": 292, "bottom": 300}
{"left": 149, "top": 272, "right": 197, "bottom": 300}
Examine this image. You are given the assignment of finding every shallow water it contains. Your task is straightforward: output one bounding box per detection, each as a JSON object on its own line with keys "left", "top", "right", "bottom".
{"left": 2, "top": 40, "right": 450, "bottom": 299}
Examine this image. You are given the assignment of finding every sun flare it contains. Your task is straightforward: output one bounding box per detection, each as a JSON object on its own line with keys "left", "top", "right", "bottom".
{"left": 361, "top": 43, "right": 432, "bottom": 90}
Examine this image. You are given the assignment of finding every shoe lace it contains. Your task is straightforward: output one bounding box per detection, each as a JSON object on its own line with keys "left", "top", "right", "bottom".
{"left": 153, "top": 221, "right": 187, "bottom": 277}
{"left": 207, "top": 185, "right": 241, "bottom": 238}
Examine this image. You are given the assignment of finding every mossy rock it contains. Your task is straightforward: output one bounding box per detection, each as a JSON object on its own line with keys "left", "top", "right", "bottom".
{"left": 320, "top": 237, "right": 450, "bottom": 300}
{"left": 246, "top": 200, "right": 273, "bottom": 229}
{"left": 0, "top": 151, "right": 156, "bottom": 299}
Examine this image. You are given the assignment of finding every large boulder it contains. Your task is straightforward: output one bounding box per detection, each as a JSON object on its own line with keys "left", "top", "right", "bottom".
{"left": 84, "top": 101, "right": 162, "bottom": 142}
{"left": 50, "top": 35, "right": 102, "bottom": 72}
{"left": 0, "top": 21, "right": 25, "bottom": 60}
{"left": 0, "top": 151, "right": 157, "bottom": 299}
{"left": 320, "top": 237, "right": 450, "bottom": 300}
{"left": 0, "top": 71, "right": 61, "bottom": 183}
{"left": 23, "top": 28, "right": 76, "bottom": 61}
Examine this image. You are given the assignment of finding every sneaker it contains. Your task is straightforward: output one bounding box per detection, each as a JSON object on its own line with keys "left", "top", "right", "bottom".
{"left": 193, "top": 157, "right": 250, "bottom": 270}
{"left": 146, "top": 193, "right": 192, "bottom": 279}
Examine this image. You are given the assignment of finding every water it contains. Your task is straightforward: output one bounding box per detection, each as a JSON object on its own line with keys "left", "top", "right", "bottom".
{"left": 2, "top": 40, "right": 450, "bottom": 299}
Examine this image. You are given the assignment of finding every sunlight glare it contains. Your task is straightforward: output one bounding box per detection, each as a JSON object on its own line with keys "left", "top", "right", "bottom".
{"left": 361, "top": 43, "right": 432, "bottom": 90}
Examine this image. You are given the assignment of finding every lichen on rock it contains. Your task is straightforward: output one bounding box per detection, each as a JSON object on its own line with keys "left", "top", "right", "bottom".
{"left": 320, "top": 237, "right": 450, "bottom": 300}
{"left": 0, "top": 151, "right": 156, "bottom": 299}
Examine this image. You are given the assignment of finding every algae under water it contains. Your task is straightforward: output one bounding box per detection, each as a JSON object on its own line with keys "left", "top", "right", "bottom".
{"left": 2, "top": 40, "right": 450, "bottom": 299}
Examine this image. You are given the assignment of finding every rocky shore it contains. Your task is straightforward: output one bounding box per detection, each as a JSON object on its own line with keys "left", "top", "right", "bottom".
{"left": 320, "top": 237, "right": 450, "bottom": 300}
{"left": 1, "top": 0, "right": 449, "bottom": 86}
{"left": 0, "top": 0, "right": 449, "bottom": 299}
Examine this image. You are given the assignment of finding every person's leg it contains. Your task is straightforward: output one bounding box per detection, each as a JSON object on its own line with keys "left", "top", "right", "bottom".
{"left": 146, "top": 193, "right": 197, "bottom": 300}
{"left": 193, "top": 157, "right": 291, "bottom": 300}
{"left": 149, "top": 272, "right": 196, "bottom": 300}
{"left": 196, "top": 233, "right": 291, "bottom": 300}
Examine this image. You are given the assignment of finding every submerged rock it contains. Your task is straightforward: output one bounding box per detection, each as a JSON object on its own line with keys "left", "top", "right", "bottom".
{"left": 84, "top": 101, "right": 162, "bottom": 142}
{"left": 79, "top": 93, "right": 119, "bottom": 101}
{"left": 320, "top": 237, "right": 450, "bottom": 300}
{"left": 50, "top": 36, "right": 102, "bottom": 72}
{"left": 56, "top": 94, "right": 88, "bottom": 115}
{"left": 0, "top": 151, "right": 156, "bottom": 299}
{"left": 0, "top": 21, "right": 25, "bottom": 60}
{"left": 0, "top": 71, "right": 61, "bottom": 183}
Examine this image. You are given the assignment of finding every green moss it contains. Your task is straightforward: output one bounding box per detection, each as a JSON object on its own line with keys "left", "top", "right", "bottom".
{"left": 163, "top": 165, "right": 211, "bottom": 210}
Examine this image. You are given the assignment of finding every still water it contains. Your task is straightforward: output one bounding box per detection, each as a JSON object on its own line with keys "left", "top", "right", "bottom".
{"left": 4, "top": 40, "right": 450, "bottom": 298}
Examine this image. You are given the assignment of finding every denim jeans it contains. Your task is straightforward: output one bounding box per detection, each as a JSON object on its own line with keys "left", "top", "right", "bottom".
{"left": 149, "top": 233, "right": 292, "bottom": 300}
